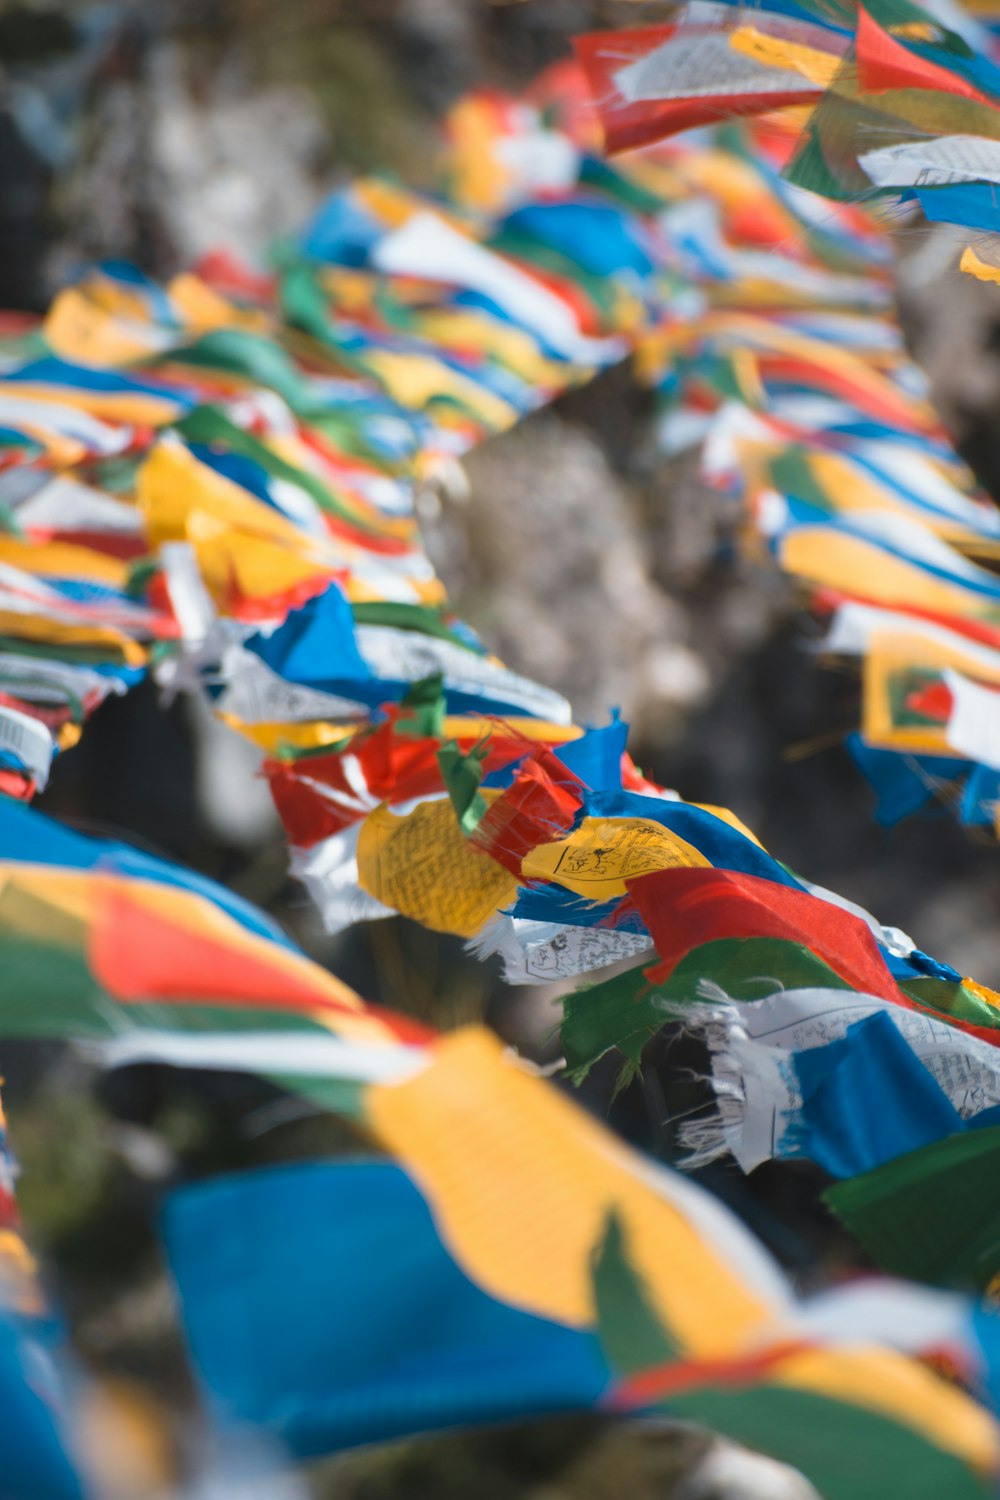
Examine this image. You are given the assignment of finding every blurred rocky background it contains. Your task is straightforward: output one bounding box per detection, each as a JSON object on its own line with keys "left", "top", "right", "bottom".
{"left": 2, "top": 1, "right": 1000, "bottom": 1496}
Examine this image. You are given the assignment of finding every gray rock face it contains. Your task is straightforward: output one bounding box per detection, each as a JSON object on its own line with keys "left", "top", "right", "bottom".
{"left": 149, "top": 45, "right": 329, "bottom": 267}
{"left": 426, "top": 410, "right": 710, "bottom": 736}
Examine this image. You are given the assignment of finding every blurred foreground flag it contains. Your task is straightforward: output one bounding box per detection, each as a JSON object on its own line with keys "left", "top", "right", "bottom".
{"left": 0, "top": 797, "right": 429, "bottom": 1107}
{"left": 0, "top": 1312, "right": 84, "bottom": 1500}
{"left": 165, "top": 1029, "right": 1000, "bottom": 1498}
{"left": 165, "top": 1157, "right": 610, "bottom": 1455}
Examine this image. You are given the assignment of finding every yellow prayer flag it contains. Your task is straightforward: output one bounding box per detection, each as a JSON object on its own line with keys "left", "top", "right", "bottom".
{"left": 357, "top": 797, "right": 517, "bottom": 937}
{"left": 521, "top": 814, "right": 710, "bottom": 900}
